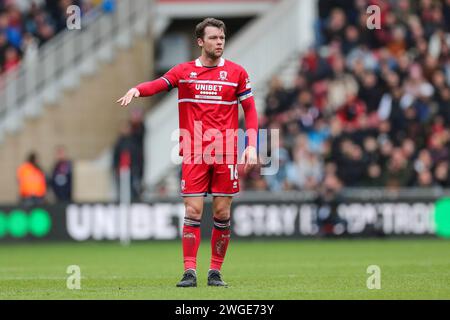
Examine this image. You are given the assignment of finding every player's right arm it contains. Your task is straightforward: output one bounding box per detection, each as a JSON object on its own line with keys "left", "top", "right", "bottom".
{"left": 116, "top": 64, "right": 183, "bottom": 107}
{"left": 116, "top": 87, "right": 141, "bottom": 107}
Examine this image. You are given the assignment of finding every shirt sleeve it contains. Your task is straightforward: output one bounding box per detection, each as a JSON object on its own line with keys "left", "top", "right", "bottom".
{"left": 236, "top": 67, "right": 253, "bottom": 103}
{"left": 161, "top": 64, "right": 183, "bottom": 90}
{"left": 241, "top": 96, "right": 258, "bottom": 149}
{"left": 135, "top": 78, "right": 170, "bottom": 97}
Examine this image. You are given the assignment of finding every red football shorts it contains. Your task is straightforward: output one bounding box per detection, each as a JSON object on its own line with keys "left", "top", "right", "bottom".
{"left": 180, "top": 154, "right": 239, "bottom": 197}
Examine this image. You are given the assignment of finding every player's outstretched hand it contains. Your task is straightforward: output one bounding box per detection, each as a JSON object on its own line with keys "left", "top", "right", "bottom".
{"left": 241, "top": 146, "right": 258, "bottom": 174}
{"left": 117, "top": 88, "right": 140, "bottom": 107}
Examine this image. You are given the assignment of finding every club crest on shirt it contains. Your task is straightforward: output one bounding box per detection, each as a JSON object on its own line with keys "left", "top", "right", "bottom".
{"left": 219, "top": 71, "right": 228, "bottom": 81}
{"left": 190, "top": 72, "right": 197, "bottom": 79}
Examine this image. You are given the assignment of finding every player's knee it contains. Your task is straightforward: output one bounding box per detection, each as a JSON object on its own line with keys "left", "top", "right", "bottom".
{"left": 213, "top": 207, "right": 231, "bottom": 221}
{"left": 185, "top": 204, "right": 202, "bottom": 220}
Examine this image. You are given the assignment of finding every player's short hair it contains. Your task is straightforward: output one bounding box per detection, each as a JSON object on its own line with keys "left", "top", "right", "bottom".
{"left": 195, "top": 18, "right": 226, "bottom": 40}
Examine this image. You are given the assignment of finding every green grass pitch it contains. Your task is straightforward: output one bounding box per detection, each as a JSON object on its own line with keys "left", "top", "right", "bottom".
{"left": 1, "top": 239, "right": 449, "bottom": 299}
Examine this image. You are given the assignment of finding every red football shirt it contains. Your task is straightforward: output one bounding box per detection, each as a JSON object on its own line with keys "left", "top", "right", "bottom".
{"left": 161, "top": 58, "right": 253, "bottom": 156}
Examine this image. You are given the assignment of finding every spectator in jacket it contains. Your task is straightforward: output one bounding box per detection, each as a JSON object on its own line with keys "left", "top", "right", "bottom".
{"left": 17, "top": 152, "right": 47, "bottom": 206}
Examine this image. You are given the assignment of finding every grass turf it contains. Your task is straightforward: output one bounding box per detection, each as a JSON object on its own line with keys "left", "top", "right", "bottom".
{"left": 0, "top": 239, "right": 449, "bottom": 299}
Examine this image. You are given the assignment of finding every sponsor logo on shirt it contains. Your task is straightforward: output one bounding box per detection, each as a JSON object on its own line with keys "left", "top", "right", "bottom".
{"left": 194, "top": 84, "right": 223, "bottom": 99}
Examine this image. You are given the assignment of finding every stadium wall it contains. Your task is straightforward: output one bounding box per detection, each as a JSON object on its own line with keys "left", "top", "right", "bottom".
{"left": 0, "top": 38, "right": 154, "bottom": 204}
{"left": 0, "top": 195, "right": 442, "bottom": 242}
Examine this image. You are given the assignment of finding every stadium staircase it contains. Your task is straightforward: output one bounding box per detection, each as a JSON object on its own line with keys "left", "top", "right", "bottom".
{"left": 0, "top": 0, "right": 154, "bottom": 203}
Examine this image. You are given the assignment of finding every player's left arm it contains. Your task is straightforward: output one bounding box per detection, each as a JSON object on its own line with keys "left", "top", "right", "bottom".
{"left": 237, "top": 69, "right": 258, "bottom": 173}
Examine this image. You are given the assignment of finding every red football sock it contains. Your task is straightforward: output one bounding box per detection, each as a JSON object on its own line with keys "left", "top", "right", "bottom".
{"left": 210, "top": 218, "right": 231, "bottom": 271}
{"left": 182, "top": 217, "right": 201, "bottom": 271}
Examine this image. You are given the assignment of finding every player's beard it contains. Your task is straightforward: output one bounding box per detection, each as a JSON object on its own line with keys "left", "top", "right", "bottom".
{"left": 205, "top": 47, "right": 223, "bottom": 60}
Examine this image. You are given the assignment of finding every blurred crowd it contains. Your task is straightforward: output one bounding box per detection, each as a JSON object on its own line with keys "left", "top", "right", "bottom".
{"left": 242, "top": 0, "right": 450, "bottom": 193}
{"left": 0, "top": 0, "right": 115, "bottom": 75}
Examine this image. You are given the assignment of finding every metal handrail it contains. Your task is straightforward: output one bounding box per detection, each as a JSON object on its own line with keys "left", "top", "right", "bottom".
{"left": 0, "top": 0, "right": 151, "bottom": 133}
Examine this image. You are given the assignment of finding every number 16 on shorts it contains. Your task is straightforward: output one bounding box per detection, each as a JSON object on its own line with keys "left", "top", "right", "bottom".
{"left": 228, "top": 164, "right": 238, "bottom": 181}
